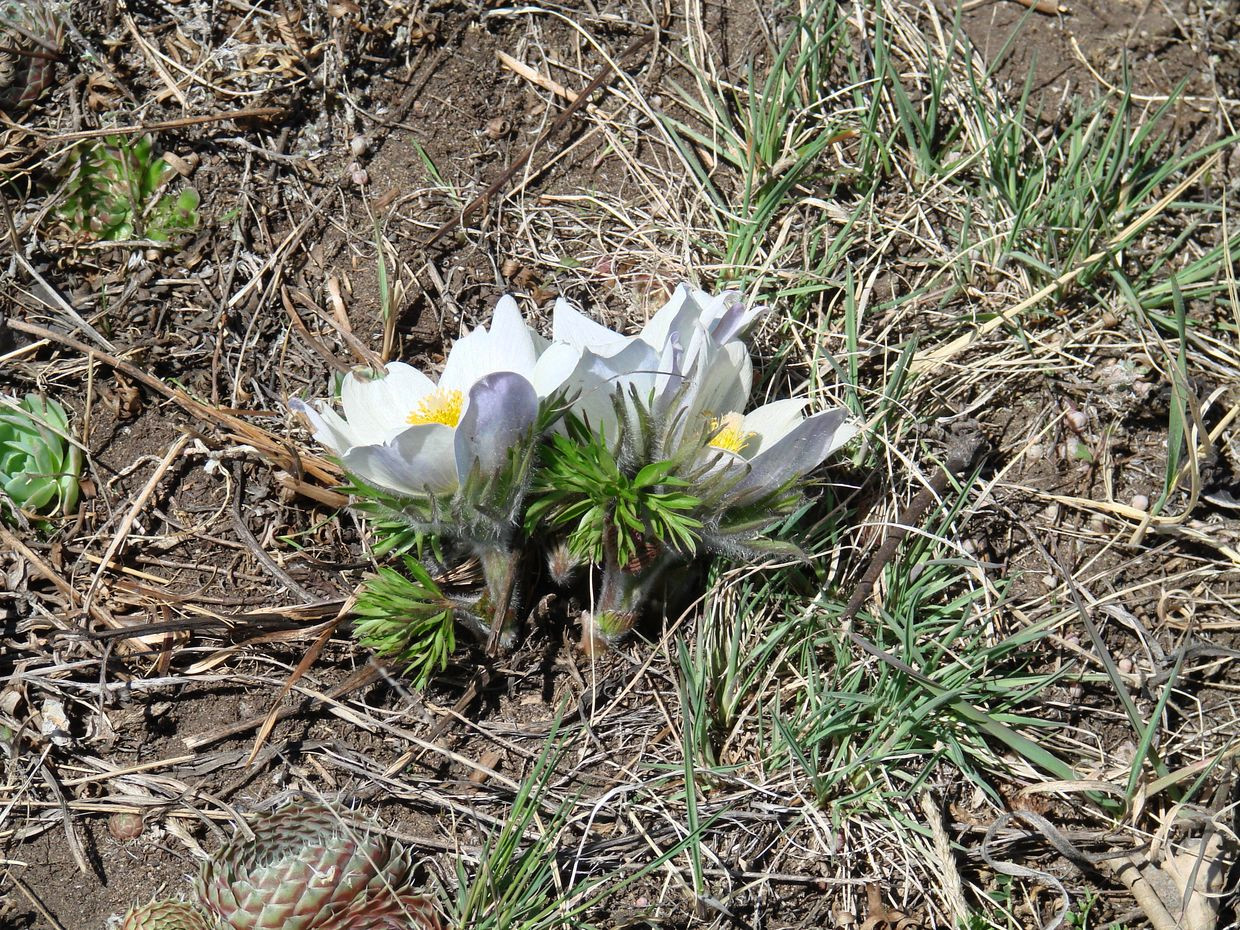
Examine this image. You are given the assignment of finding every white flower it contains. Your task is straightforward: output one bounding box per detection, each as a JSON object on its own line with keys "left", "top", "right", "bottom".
{"left": 549, "top": 284, "right": 764, "bottom": 441}
{"left": 553, "top": 283, "right": 763, "bottom": 361}
{"left": 696, "top": 399, "right": 859, "bottom": 503}
{"left": 290, "top": 296, "right": 570, "bottom": 497}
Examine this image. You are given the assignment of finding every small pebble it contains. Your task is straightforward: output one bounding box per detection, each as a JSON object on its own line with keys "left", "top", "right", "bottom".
{"left": 1131, "top": 494, "right": 1150, "bottom": 512}
{"left": 1066, "top": 409, "right": 1088, "bottom": 431}
{"left": 1026, "top": 443, "right": 1044, "bottom": 460}
{"left": 1041, "top": 574, "right": 1058, "bottom": 590}
{"left": 1118, "top": 657, "right": 1135, "bottom": 675}
{"left": 349, "top": 134, "right": 367, "bottom": 157}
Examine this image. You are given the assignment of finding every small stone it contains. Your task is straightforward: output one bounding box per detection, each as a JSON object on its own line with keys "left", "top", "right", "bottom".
{"left": 1131, "top": 494, "right": 1150, "bottom": 512}
{"left": 1118, "top": 657, "right": 1135, "bottom": 675}
{"left": 484, "top": 117, "right": 510, "bottom": 140}
{"left": 1066, "top": 409, "right": 1088, "bottom": 431}
{"left": 349, "top": 134, "right": 367, "bottom": 156}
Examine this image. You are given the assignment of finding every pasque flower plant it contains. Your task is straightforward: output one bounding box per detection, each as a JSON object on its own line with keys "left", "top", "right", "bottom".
{"left": 292, "top": 296, "right": 573, "bottom": 656}
{"left": 292, "top": 283, "right": 857, "bottom": 673}
{"left": 531, "top": 289, "right": 857, "bottom": 652}
{"left": 290, "top": 296, "right": 569, "bottom": 508}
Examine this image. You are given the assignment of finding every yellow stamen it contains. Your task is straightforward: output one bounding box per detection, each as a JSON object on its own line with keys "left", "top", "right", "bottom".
{"left": 406, "top": 388, "right": 464, "bottom": 427}
{"left": 708, "top": 412, "right": 753, "bottom": 454}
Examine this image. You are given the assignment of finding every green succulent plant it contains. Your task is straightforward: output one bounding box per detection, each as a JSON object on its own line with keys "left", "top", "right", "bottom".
{"left": 0, "top": 0, "right": 62, "bottom": 113}
{"left": 118, "top": 800, "right": 444, "bottom": 930}
{"left": 56, "top": 134, "right": 199, "bottom": 242}
{"left": 0, "top": 393, "right": 81, "bottom": 523}
{"left": 120, "top": 900, "right": 217, "bottom": 930}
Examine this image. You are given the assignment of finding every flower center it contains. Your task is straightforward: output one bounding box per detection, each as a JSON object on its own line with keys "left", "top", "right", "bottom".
{"left": 406, "top": 388, "right": 464, "bottom": 427}
{"left": 707, "top": 412, "right": 753, "bottom": 455}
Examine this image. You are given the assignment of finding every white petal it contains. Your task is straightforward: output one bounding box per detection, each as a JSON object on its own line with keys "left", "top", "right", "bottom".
{"left": 741, "top": 398, "right": 810, "bottom": 454}
{"left": 438, "top": 325, "right": 493, "bottom": 393}
{"left": 674, "top": 336, "right": 752, "bottom": 429}
{"left": 289, "top": 398, "right": 356, "bottom": 453}
{"left": 650, "top": 333, "right": 685, "bottom": 412}
{"left": 532, "top": 342, "right": 580, "bottom": 398}
{"left": 341, "top": 362, "right": 435, "bottom": 442}
{"left": 641, "top": 284, "right": 763, "bottom": 354}
{"left": 552, "top": 297, "right": 631, "bottom": 355}
{"left": 561, "top": 341, "right": 653, "bottom": 440}
{"left": 342, "top": 424, "right": 458, "bottom": 495}
{"left": 731, "top": 408, "right": 857, "bottom": 500}
{"left": 637, "top": 283, "right": 693, "bottom": 350}
{"left": 485, "top": 295, "right": 539, "bottom": 376}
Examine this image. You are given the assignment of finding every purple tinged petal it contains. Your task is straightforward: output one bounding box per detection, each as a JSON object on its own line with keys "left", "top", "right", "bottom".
{"left": 341, "top": 424, "right": 458, "bottom": 495}
{"left": 741, "top": 398, "right": 810, "bottom": 454}
{"left": 453, "top": 371, "right": 539, "bottom": 480}
{"left": 640, "top": 284, "right": 763, "bottom": 351}
{"left": 709, "top": 291, "right": 766, "bottom": 344}
{"left": 731, "top": 408, "right": 858, "bottom": 499}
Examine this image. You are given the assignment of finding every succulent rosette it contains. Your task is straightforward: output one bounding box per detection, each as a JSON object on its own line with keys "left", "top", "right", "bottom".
{"left": 119, "top": 899, "right": 217, "bottom": 930}
{"left": 290, "top": 296, "right": 570, "bottom": 500}
{"left": 197, "top": 801, "right": 442, "bottom": 930}
{"left": 0, "top": 393, "right": 82, "bottom": 522}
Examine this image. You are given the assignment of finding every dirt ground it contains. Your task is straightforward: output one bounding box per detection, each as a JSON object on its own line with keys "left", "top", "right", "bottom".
{"left": 2, "top": 1, "right": 1239, "bottom": 928}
